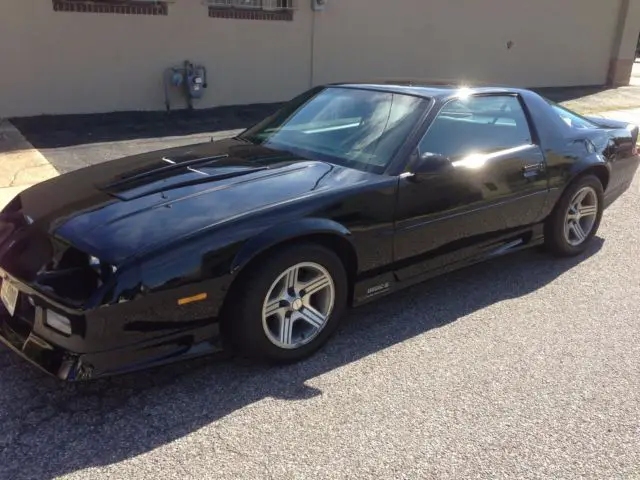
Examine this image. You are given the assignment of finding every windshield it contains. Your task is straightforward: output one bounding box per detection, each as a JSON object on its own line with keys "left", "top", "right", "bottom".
{"left": 239, "top": 87, "right": 429, "bottom": 173}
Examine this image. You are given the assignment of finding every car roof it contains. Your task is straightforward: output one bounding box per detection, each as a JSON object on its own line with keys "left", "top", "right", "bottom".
{"left": 327, "top": 80, "right": 528, "bottom": 100}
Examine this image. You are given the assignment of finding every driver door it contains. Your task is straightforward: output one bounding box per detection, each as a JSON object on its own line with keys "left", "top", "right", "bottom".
{"left": 393, "top": 94, "right": 549, "bottom": 280}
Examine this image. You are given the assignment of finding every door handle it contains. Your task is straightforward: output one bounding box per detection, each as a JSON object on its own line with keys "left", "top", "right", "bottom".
{"left": 522, "top": 163, "right": 544, "bottom": 178}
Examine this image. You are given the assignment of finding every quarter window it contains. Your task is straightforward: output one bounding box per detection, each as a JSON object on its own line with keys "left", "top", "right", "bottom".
{"left": 419, "top": 95, "right": 533, "bottom": 159}
{"left": 548, "top": 103, "right": 599, "bottom": 130}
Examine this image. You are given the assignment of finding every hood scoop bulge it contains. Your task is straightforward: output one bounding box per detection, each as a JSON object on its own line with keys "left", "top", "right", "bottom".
{"left": 97, "top": 153, "right": 269, "bottom": 201}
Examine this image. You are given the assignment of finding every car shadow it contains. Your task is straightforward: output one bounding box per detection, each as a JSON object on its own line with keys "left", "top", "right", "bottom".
{"left": 0, "top": 238, "right": 603, "bottom": 479}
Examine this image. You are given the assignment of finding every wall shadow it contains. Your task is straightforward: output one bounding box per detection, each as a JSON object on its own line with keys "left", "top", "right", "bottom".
{"left": 9, "top": 103, "right": 284, "bottom": 150}
{"left": 532, "top": 85, "right": 612, "bottom": 103}
{"left": 0, "top": 239, "right": 604, "bottom": 479}
{"left": 10, "top": 83, "right": 625, "bottom": 151}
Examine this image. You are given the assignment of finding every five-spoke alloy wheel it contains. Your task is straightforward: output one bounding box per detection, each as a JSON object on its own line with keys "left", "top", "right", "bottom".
{"left": 262, "top": 262, "right": 335, "bottom": 349}
{"left": 224, "top": 243, "right": 348, "bottom": 362}
{"left": 563, "top": 186, "right": 599, "bottom": 247}
{"left": 545, "top": 174, "right": 604, "bottom": 257}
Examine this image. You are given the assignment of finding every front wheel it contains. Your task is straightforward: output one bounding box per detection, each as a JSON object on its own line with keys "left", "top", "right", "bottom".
{"left": 224, "top": 243, "right": 348, "bottom": 363}
{"left": 544, "top": 174, "right": 604, "bottom": 257}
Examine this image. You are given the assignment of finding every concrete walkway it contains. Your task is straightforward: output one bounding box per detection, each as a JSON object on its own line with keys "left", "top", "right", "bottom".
{"left": 560, "top": 85, "right": 640, "bottom": 115}
{"left": 0, "top": 120, "right": 58, "bottom": 209}
{"left": 630, "top": 60, "right": 640, "bottom": 86}
{"left": 597, "top": 107, "right": 640, "bottom": 124}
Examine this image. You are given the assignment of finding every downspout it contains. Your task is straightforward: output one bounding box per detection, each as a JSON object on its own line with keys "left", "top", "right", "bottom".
{"left": 310, "top": 7, "right": 317, "bottom": 88}
{"left": 607, "top": 0, "right": 631, "bottom": 86}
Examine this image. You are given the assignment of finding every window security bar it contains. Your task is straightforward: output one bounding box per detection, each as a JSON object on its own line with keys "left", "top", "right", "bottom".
{"left": 57, "top": 0, "right": 174, "bottom": 3}
{"left": 203, "top": 0, "right": 297, "bottom": 11}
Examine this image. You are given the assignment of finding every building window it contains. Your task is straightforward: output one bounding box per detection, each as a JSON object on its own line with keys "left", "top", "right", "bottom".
{"left": 207, "top": 0, "right": 296, "bottom": 21}
{"left": 52, "top": 0, "right": 169, "bottom": 16}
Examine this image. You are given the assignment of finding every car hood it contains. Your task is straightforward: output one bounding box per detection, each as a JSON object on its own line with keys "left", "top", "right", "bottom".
{"left": 4, "top": 138, "right": 377, "bottom": 265}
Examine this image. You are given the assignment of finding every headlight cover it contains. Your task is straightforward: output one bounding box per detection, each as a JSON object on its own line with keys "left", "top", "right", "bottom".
{"left": 45, "top": 310, "right": 72, "bottom": 336}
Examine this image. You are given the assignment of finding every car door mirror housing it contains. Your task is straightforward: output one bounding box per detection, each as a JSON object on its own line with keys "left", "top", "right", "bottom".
{"left": 409, "top": 152, "right": 453, "bottom": 178}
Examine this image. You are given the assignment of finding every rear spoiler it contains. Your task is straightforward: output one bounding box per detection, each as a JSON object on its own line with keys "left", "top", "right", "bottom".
{"left": 584, "top": 115, "right": 636, "bottom": 130}
{"left": 585, "top": 115, "right": 639, "bottom": 147}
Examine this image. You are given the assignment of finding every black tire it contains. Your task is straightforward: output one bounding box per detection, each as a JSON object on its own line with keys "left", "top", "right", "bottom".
{"left": 223, "top": 243, "right": 348, "bottom": 363}
{"left": 544, "top": 174, "right": 604, "bottom": 257}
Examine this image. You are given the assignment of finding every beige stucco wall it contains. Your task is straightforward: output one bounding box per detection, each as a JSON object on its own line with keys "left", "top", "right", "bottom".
{"left": 0, "top": 0, "right": 632, "bottom": 118}
{"left": 0, "top": 0, "right": 314, "bottom": 117}
{"left": 312, "top": 0, "right": 623, "bottom": 88}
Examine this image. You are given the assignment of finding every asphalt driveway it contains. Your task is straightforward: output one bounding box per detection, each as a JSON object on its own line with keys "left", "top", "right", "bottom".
{"left": 1, "top": 106, "right": 640, "bottom": 479}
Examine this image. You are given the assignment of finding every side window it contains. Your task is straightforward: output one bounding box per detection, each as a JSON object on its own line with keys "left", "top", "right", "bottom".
{"left": 419, "top": 95, "right": 533, "bottom": 159}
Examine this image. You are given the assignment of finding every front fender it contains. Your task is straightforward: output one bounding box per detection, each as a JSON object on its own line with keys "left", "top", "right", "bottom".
{"left": 230, "top": 217, "right": 354, "bottom": 273}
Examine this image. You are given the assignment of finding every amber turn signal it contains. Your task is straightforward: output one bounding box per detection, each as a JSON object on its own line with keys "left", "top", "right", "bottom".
{"left": 177, "top": 293, "right": 208, "bottom": 305}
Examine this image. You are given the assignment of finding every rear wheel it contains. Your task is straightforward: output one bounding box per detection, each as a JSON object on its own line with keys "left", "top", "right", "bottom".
{"left": 224, "top": 243, "right": 348, "bottom": 362}
{"left": 544, "top": 174, "right": 604, "bottom": 257}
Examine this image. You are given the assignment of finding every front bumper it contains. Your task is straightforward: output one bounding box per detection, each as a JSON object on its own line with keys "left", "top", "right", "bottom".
{"left": 0, "top": 272, "right": 223, "bottom": 381}
{"left": 0, "top": 313, "right": 89, "bottom": 380}
{"left": 0, "top": 270, "right": 92, "bottom": 380}
{"left": 0, "top": 308, "right": 224, "bottom": 381}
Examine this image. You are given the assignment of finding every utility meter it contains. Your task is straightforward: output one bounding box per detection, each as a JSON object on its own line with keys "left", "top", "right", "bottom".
{"left": 312, "top": 0, "right": 326, "bottom": 11}
{"left": 163, "top": 60, "right": 208, "bottom": 111}
{"left": 186, "top": 63, "right": 207, "bottom": 99}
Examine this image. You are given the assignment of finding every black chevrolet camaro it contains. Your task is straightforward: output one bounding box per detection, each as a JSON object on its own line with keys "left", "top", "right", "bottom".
{"left": 0, "top": 83, "right": 638, "bottom": 381}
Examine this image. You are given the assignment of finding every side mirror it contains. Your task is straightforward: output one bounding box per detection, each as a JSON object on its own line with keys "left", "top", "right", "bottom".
{"left": 409, "top": 152, "right": 452, "bottom": 179}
